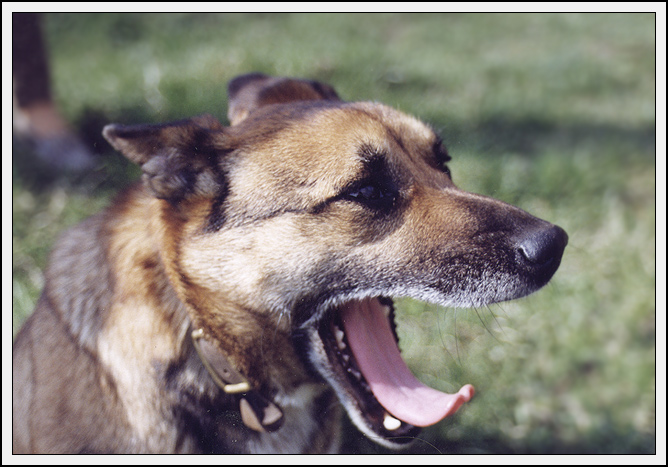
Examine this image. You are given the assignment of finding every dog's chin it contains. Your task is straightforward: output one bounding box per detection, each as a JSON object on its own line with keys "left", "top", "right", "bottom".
{"left": 303, "top": 296, "right": 474, "bottom": 449}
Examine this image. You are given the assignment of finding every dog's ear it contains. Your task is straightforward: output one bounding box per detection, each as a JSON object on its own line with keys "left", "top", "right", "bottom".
{"left": 103, "top": 114, "right": 227, "bottom": 202}
{"left": 227, "top": 73, "right": 341, "bottom": 125}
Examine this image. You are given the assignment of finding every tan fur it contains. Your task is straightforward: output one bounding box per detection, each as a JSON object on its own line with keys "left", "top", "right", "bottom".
{"left": 13, "top": 73, "right": 566, "bottom": 453}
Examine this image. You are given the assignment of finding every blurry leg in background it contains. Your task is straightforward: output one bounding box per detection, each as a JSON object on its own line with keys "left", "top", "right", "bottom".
{"left": 13, "top": 13, "right": 96, "bottom": 172}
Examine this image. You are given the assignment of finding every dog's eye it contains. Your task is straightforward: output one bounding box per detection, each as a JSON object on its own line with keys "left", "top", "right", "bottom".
{"left": 345, "top": 182, "right": 397, "bottom": 209}
{"left": 348, "top": 185, "right": 383, "bottom": 200}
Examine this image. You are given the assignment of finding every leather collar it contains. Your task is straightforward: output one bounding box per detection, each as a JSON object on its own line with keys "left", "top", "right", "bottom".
{"left": 191, "top": 328, "right": 284, "bottom": 432}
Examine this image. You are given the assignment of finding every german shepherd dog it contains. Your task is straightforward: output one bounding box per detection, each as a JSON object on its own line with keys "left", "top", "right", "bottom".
{"left": 12, "top": 73, "right": 567, "bottom": 454}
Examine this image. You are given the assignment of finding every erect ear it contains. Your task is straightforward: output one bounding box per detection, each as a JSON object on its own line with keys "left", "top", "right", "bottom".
{"left": 226, "top": 73, "right": 341, "bottom": 125}
{"left": 103, "top": 114, "right": 228, "bottom": 202}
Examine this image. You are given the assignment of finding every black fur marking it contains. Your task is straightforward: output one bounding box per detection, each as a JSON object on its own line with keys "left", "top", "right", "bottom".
{"left": 205, "top": 180, "right": 230, "bottom": 232}
{"left": 162, "top": 359, "right": 243, "bottom": 454}
{"left": 203, "top": 149, "right": 233, "bottom": 233}
{"left": 339, "top": 148, "right": 401, "bottom": 214}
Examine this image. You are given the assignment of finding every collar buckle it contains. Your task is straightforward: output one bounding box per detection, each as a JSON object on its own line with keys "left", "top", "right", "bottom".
{"left": 192, "top": 328, "right": 251, "bottom": 394}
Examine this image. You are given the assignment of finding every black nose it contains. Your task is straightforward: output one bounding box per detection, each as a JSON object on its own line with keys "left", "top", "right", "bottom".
{"left": 516, "top": 224, "right": 568, "bottom": 272}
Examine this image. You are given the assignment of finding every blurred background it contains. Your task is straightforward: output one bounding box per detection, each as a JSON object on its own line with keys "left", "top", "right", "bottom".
{"left": 11, "top": 12, "right": 657, "bottom": 454}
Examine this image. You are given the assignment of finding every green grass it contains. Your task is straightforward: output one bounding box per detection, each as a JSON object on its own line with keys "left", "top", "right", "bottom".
{"left": 12, "top": 13, "right": 656, "bottom": 454}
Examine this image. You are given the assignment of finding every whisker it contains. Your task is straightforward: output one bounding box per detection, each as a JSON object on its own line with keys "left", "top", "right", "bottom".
{"left": 486, "top": 304, "right": 507, "bottom": 339}
{"left": 437, "top": 306, "right": 463, "bottom": 368}
{"left": 473, "top": 306, "right": 501, "bottom": 344}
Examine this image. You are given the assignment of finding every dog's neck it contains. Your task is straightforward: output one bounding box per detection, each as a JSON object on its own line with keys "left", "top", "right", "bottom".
{"left": 191, "top": 328, "right": 284, "bottom": 432}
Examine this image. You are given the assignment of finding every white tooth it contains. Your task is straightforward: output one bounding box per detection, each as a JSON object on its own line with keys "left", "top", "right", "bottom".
{"left": 342, "top": 354, "right": 350, "bottom": 363}
{"left": 334, "top": 327, "right": 346, "bottom": 350}
{"left": 382, "top": 304, "right": 391, "bottom": 318}
{"left": 350, "top": 368, "right": 361, "bottom": 380}
{"left": 383, "top": 412, "right": 402, "bottom": 431}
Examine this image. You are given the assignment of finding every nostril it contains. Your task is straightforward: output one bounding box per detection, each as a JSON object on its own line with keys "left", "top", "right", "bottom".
{"left": 518, "top": 225, "right": 568, "bottom": 266}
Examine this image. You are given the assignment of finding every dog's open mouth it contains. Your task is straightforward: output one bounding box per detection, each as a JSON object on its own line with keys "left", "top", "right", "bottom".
{"left": 308, "top": 296, "right": 474, "bottom": 448}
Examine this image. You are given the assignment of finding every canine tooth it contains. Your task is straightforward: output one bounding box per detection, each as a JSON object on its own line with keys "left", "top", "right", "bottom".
{"left": 382, "top": 304, "right": 391, "bottom": 318}
{"left": 334, "top": 327, "right": 346, "bottom": 350}
{"left": 383, "top": 413, "right": 402, "bottom": 431}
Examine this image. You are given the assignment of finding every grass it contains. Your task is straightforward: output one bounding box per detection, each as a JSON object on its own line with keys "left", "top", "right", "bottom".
{"left": 11, "top": 13, "right": 657, "bottom": 454}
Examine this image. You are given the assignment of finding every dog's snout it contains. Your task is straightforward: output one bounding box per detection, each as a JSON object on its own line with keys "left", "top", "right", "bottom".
{"left": 515, "top": 224, "right": 568, "bottom": 270}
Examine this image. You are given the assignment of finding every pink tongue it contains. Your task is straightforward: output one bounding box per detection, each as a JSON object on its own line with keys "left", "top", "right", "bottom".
{"left": 341, "top": 298, "right": 474, "bottom": 427}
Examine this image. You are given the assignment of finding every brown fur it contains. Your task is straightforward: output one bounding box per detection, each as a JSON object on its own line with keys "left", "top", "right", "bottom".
{"left": 13, "top": 73, "right": 567, "bottom": 453}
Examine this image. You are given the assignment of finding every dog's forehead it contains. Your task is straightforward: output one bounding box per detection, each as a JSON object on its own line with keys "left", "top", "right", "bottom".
{"left": 351, "top": 101, "right": 435, "bottom": 139}
{"left": 228, "top": 100, "right": 438, "bottom": 162}
{"left": 226, "top": 101, "right": 442, "bottom": 201}
{"left": 314, "top": 102, "right": 437, "bottom": 154}
{"left": 251, "top": 101, "right": 439, "bottom": 166}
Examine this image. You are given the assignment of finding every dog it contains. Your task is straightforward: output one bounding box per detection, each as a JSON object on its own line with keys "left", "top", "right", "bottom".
{"left": 12, "top": 73, "right": 567, "bottom": 454}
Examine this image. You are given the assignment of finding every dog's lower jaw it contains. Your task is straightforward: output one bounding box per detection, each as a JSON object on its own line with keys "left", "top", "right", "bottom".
{"left": 304, "top": 325, "right": 415, "bottom": 450}
{"left": 302, "top": 296, "right": 473, "bottom": 449}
